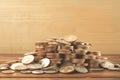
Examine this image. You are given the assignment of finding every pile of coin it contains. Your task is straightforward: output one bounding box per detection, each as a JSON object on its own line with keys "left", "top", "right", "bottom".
{"left": 0, "top": 35, "right": 120, "bottom": 74}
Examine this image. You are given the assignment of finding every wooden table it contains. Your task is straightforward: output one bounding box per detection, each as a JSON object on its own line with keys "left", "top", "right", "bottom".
{"left": 0, "top": 54, "right": 120, "bottom": 80}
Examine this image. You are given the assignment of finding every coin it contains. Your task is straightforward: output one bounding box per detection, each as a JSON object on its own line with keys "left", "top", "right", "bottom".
{"left": 108, "top": 67, "right": 120, "bottom": 71}
{"left": 44, "top": 70, "right": 58, "bottom": 74}
{"left": 100, "top": 61, "right": 114, "bottom": 69}
{"left": 32, "top": 70, "right": 44, "bottom": 74}
{"left": 22, "top": 55, "right": 34, "bottom": 64}
{"left": 1, "top": 70, "right": 15, "bottom": 74}
{"left": 27, "top": 63, "right": 42, "bottom": 70}
{"left": 39, "top": 58, "right": 50, "bottom": 68}
{"left": 0, "top": 64, "right": 9, "bottom": 70}
{"left": 10, "top": 63, "right": 27, "bottom": 70}
{"left": 59, "top": 66, "right": 74, "bottom": 73}
{"left": 64, "top": 35, "right": 77, "bottom": 42}
{"left": 20, "top": 70, "right": 32, "bottom": 74}
{"left": 75, "top": 66, "right": 88, "bottom": 73}
{"left": 89, "top": 68, "right": 104, "bottom": 72}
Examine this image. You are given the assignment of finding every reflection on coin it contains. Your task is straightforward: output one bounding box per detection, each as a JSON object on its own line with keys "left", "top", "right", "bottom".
{"left": 40, "top": 58, "right": 50, "bottom": 68}
{"left": 20, "top": 70, "right": 32, "bottom": 74}
{"left": 1, "top": 70, "right": 15, "bottom": 74}
{"left": 64, "top": 35, "right": 77, "bottom": 42}
{"left": 10, "top": 63, "right": 27, "bottom": 70}
{"left": 22, "top": 55, "right": 34, "bottom": 64}
{"left": 75, "top": 66, "right": 88, "bottom": 73}
{"left": 0, "top": 64, "right": 9, "bottom": 70}
{"left": 59, "top": 66, "right": 74, "bottom": 73}
{"left": 32, "top": 70, "right": 44, "bottom": 74}
{"left": 27, "top": 63, "right": 42, "bottom": 70}
{"left": 100, "top": 61, "right": 114, "bottom": 69}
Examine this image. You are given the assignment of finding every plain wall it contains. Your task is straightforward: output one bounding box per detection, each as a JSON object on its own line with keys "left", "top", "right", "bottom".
{"left": 0, "top": 0, "right": 120, "bottom": 54}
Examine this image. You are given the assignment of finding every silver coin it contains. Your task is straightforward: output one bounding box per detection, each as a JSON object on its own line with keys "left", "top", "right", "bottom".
{"left": 10, "top": 63, "right": 27, "bottom": 70}
{"left": 32, "top": 70, "right": 44, "bottom": 74}
{"left": 20, "top": 70, "right": 32, "bottom": 74}
{"left": 100, "top": 61, "right": 114, "bottom": 69}
{"left": 44, "top": 70, "right": 58, "bottom": 74}
{"left": 108, "top": 67, "right": 120, "bottom": 71}
{"left": 39, "top": 58, "right": 50, "bottom": 68}
{"left": 27, "top": 63, "right": 42, "bottom": 70}
{"left": 22, "top": 55, "right": 34, "bottom": 64}
{"left": 75, "top": 66, "right": 88, "bottom": 73}
{"left": 0, "top": 64, "right": 9, "bottom": 70}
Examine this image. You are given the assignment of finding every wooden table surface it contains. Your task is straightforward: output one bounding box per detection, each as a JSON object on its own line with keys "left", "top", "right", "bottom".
{"left": 0, "top": 54, "right": 120, "bottom": 80}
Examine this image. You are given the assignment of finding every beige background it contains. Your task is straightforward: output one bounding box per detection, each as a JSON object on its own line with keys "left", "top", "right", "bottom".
{"left": 0, "top": 0, "right": 120, "bottom": 54}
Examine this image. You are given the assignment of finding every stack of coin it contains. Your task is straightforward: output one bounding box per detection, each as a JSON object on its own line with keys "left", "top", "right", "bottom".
{"left": 1, "top": 35, "right": 120, "bottom": 74}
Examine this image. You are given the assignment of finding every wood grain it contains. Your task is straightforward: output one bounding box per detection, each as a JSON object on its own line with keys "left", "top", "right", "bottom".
{"left": 0, "top": 0, "right": 120, "bottom": 54}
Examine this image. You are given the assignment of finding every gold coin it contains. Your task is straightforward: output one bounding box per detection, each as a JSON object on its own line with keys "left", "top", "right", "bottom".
{"left": 64, "top": 35, "right": 77, "bottom": 42}
{"left": 59, "top": 66, "right": 74, "bottom": 73}
{"left": 1, "top": 70, "right": 15, "bottom": 74}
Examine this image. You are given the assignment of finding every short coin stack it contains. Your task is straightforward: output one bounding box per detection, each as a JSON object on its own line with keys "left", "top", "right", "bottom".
{"left": 0, "top": 35, "right": 120, "bottom": 74}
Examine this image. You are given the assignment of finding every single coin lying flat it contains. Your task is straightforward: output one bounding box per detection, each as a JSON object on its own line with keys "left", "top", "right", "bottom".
{"left": 40, "top": 58, "right": 50, "bottom": 68}
{"left": 100, "top": 61, "right": 114, "bottom": 69}
{"left": 10, "top": 63, "right": 27, "bottom": 70}
{"left": 0, "top": 64, "right": 9, "bottom": 70}
{"left": 59, "top": 66, "right": 74, "bottom": 73}
{"left": 1, "top": 70, "right": 15, "bottom": 74}
{"left": 22, "top": 55, "right": 34, "bottom": 64}
{"left": 27, "top": 63, "right": 42, "bottom": 70}
{"left": 32, "top": 70, "right": 44, "bottom": 74}
{"left": 108, "top": 67, "right": 120, "bottom": 71}
{"left": 75, "top": 66, "right": 88, "bottom": 73}
{"left": 64, "top": 35, "right": 78, "bottom": 42}
{"left": 44, "top": 66, "right": 59, "bottom": 74}
{"left": 20, "top": 70, "right": 32, "bottom": 74}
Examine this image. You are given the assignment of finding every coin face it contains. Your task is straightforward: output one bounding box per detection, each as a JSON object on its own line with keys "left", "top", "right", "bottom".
{"left": 32, "top": 70, "right": 44, "bottom": 74}
{"left": 100, "top": 61, "right": 114, "bottom": 69}
{"left": 64, "top": 35, "right": 77, "bottom": 42}
{"left": 59, "top": 66, "right": 74, "bottom": 73}
{"left": 40, "top": 58, "right": 50, "bottom": 68}
{"left": 0, "top": 64, "right": 9, "bottom": 70}
{"left": 1, "top": 70, "right": 15, "bottom": 74}
{"left": 22, "top": 55, "right": 34, "bottom": 64}
{"left": 10, "top": 63, "right": 27, "bottom": 70}
{"left": 75, "top": 66, "right": 88, "bottom": 73}
{"left": 20, "top": 70, "right": 32, "bottom": 74}
{"left": 27, "top": 63, "right": 42, "bottom": 70}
